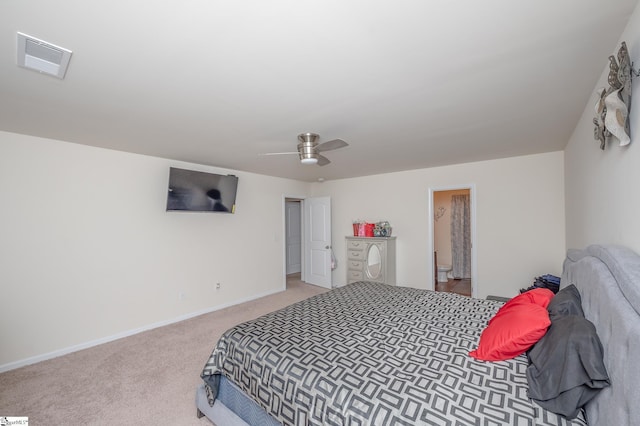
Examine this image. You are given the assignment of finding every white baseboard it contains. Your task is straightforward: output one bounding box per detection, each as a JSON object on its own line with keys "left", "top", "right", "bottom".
{"left": 0, "top": 287, "right": 283, "bottom": 373}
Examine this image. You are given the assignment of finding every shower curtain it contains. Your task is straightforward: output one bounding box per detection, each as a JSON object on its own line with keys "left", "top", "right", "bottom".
{"left": 451, "top": 194, "right": 471, "bottom": 279}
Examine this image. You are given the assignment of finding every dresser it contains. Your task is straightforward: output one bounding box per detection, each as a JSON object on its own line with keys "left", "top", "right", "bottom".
{"left": 345, "top": 236, "right": 396, "bottom": 285}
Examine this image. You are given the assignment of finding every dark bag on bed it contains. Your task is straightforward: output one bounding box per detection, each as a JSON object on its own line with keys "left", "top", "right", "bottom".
{"left": 526, "top": 315, "right": 610, "bottom": 419}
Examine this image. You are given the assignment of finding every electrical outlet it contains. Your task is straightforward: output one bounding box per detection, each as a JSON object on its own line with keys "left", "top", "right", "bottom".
{"left": 216, "top": 282, "right": 221, "bottom": 290}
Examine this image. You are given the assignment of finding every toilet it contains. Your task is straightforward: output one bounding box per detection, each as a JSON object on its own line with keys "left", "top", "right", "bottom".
{"left": 437, "top": 264, "right": 452, "bottom": 283}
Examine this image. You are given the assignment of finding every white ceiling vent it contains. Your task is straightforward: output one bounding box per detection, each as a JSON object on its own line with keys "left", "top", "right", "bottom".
{"left": 17, "top": 32, "right": 72, "bottom": 79}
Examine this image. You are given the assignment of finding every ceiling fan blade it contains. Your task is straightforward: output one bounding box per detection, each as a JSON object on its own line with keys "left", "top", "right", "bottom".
{"left": 258, "top": 152, "right": 298, "bottom": 156}
{"left": 317, "top": 155, "right": 331, "bottom": 166}
{"left": 316, "top": 138, "right": 348, "bottom": 152}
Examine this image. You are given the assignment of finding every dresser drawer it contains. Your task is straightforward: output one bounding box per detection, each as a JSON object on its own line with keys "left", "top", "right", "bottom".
{"left": 347, "top": 249, "right": 364, "bottom": 260}
{"left": 347, "top": 260, "right": 364, "bottom": 271}
{"left": 347, "top": 270, "right": 364, "bottom": 281}
{"left": 347, "top": 239, "right": 366, "bottom": 250}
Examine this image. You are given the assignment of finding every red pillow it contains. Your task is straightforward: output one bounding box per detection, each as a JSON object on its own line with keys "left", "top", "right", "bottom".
{"left": 469, "top": 302, "right": 551, "bottom": 361}
{"left": 499, "top": 288, "right": 555, "bottom": 312}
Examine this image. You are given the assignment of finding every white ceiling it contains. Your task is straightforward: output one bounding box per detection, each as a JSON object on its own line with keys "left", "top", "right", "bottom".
{"left": 1, "top": 1, "right": 637, "bottom": 182}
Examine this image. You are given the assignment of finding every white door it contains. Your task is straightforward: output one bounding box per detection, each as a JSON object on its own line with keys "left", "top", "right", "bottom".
{"left": 304, "top": 196, "right": 332, "bottom": 288}
{"left": 285, "top": 201, "right": 301, "bottom": 274}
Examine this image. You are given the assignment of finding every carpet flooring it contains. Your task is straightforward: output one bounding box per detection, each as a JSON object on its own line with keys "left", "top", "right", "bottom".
{"left": 0, "top": 276, "right": 327, "bottom": 425}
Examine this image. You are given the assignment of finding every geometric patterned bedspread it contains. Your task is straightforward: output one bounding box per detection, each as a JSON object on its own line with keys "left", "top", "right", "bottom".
{"left": 201, "top": 282, "right": 587, "bottom": 426}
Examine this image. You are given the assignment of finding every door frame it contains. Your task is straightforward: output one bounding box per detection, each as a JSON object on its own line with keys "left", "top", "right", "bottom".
{"left": 428, "top": 184, "right": 477, "bottom": 297}
{"left": 281, "top": 194, "right": 333, "bottom": 289}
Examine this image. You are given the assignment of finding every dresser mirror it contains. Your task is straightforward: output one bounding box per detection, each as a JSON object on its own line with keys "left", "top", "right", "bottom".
{"left": 366, "top": 243, "right": 382, "bottom": 279}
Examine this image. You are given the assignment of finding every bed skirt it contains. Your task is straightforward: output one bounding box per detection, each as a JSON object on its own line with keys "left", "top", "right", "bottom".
{"left": 196, "top": 376, "right": 280, "bottom": 426}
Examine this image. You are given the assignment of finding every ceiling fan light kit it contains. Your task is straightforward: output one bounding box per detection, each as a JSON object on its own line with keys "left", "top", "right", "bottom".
{"left": 298, "top": 133, "right": 320, "bottom": 164}
{"left": 261, "top": 132, "right": 349, "bottom": 166}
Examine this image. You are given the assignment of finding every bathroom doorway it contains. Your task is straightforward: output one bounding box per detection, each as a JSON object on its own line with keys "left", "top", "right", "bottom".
{"left": 430, "top": 186, "right": 476, "bottom": 297}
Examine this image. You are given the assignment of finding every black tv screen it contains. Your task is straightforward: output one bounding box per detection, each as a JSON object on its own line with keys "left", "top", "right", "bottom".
{"left": 166, "top": 167, "right": 238, "bottom": 213}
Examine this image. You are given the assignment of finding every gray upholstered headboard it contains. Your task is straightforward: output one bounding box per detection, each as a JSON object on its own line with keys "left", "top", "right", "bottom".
{"left": 561, "top": 245, "right": 640, "bottom": 426}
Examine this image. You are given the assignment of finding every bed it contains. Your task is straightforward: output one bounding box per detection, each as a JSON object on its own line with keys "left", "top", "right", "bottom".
{"left": 197, "top": 244, "right": 640, "bottom": 425}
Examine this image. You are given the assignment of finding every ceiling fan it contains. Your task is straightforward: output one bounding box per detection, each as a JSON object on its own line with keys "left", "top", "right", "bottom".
{"left": 261, "top": 133, "right": 349, "bottom": 166}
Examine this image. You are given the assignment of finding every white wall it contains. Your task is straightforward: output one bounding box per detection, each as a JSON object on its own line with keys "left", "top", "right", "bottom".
{"left": 0, "top": 131, "right": 568, "bottom": 369}
{"left": 313, "top": 151, "right": 566, "bottom": 299}
{"left": 0, "top": 131, "right": 309, "bottom": 368}
{"left": 565, "top": 6, "right": 640, "bottom": 254}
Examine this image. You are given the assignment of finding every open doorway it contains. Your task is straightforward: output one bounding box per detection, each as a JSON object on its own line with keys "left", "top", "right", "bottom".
{"left": 285, "top": 198, "right": 303, "bottom": 289}
{"left": 284, "top": 196, "right": 333, "bottom": 290}
{"left": 430, "top": 186, "right": 476, "bottom": 297}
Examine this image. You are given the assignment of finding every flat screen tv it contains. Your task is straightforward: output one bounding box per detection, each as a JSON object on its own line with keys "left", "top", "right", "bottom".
{"left": 166, "top": 167, "right": 238, "bottom": 213}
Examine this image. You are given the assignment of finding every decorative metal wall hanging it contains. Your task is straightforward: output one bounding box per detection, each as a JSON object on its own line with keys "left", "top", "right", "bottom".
{"left": 593, "top": 41, "right": 639, "bottom": 149}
